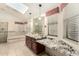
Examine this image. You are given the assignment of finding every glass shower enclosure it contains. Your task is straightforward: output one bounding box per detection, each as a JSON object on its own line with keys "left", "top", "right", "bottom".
{"left": 0, "top": 22, "right": 8, "bottom": 43}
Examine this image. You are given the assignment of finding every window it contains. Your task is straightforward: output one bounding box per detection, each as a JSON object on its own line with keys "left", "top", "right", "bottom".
{"left": 47, "top": 14, "right": 58, "bottom": 36}
{"left": 6, "top": 3, "right": 28, "bottom": 14}
{"left": 63, "top": 4, "right": 79, "bottom": 42}
{"left": 64, "top": 15, "right": 79, "bottom": 42}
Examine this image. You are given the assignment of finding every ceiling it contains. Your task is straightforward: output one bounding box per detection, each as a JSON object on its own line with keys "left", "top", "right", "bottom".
{"left": 24, "top": 3, "right": 60, "bottom": 21}
{"left": 0, "top": 3, "right": 27, "bottom": 21}
{"left": 0, "top": 3, "right": 60, "bottom": 22}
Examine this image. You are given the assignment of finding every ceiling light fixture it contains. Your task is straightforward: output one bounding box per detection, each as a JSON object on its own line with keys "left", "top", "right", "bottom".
{"left": 38, "top": 4, "right": 42, "bottom": 20}
{"left": 29, "top": 12, "right": 32, "bottom": 15}
{"left": 29, "top": 12, "right": 32, "bottom": 20}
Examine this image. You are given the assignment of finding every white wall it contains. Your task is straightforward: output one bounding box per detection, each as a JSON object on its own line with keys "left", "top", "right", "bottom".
{"left": 63, "top": 3, "right": 79, "bottom": 19}
{"left": 0, "top": 9, "right": 27, "bottom": 37}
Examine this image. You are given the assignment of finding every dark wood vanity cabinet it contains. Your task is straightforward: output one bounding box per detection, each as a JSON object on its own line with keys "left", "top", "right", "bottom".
{"left": 25, "top": 36, "right": 45, "bottom": 54}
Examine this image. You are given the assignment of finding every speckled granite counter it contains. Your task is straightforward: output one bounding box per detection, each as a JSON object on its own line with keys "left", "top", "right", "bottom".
{"left": 25, "top": 34, "right": 43, "bottom": 40}
{"left": 37, "top": 39, "right": 79, "bottom": 56}
{"left": 36, "top": 39, "right": 59, "bottom": 49}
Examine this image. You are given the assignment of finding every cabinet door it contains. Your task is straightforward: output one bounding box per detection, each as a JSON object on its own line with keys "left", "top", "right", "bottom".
{"left": 26, "top": 36, "right": 29, "bottom": 46}
{"left": 32, "top": 42, "right": 45, "bottom": 54}
{"left": 32, "top": 42, "right": 38, "bottom": 53}
{"left": 28, "top": 39, "right": 32, "bottom": 49}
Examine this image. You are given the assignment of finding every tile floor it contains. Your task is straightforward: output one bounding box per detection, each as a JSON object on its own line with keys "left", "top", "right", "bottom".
{"left": 0, "top": 36, "right": 47, "bottom": 56}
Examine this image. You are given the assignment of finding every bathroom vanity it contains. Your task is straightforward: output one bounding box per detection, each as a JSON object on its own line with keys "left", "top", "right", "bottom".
{"left": 25, "top": 34, "right": 79, "bottom": 56}
{"left": 25, "top": 35, "right": 45, "bottom": 54}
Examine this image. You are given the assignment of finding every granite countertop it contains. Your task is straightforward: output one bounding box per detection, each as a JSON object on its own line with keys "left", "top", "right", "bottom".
{"left": 36, "top": 38, "right": 59, "bottom": 49}
{"left": 25, "top": 34, "right": 43, "bottom": 40}
{"left": 37, "top": 39, "right": 79, "bottom": 56}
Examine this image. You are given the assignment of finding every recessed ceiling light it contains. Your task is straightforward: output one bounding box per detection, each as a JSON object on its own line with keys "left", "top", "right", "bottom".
{"left": 39, "top": 4, "right": 42, "bottom": 7}
{"left": 6, "top": 3, "right": 28, "bottom": 14}
{"left": 29, "top": 12, "right": 32, "bottom": 15}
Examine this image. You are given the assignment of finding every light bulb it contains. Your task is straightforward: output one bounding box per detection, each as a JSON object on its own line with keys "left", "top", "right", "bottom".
{"left": 39, "top": 17, "right": 41, "bottom": 20}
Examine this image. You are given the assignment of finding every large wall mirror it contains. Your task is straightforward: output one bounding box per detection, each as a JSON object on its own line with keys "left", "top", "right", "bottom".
{"left": 47, "top": 14, "right": 58, "bottom": 37}
{"left": 33, "top": 17, "right": 44, "bottom": 35}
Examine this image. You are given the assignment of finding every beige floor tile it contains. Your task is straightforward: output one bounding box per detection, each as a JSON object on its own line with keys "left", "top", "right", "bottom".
{"left": 0, "top": 37, "right": 47, "bottom": 56}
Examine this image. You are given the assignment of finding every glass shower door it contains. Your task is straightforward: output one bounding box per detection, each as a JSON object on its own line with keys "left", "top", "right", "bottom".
{"left": 0, "top": 22, "right": 8, "bottom": 43}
